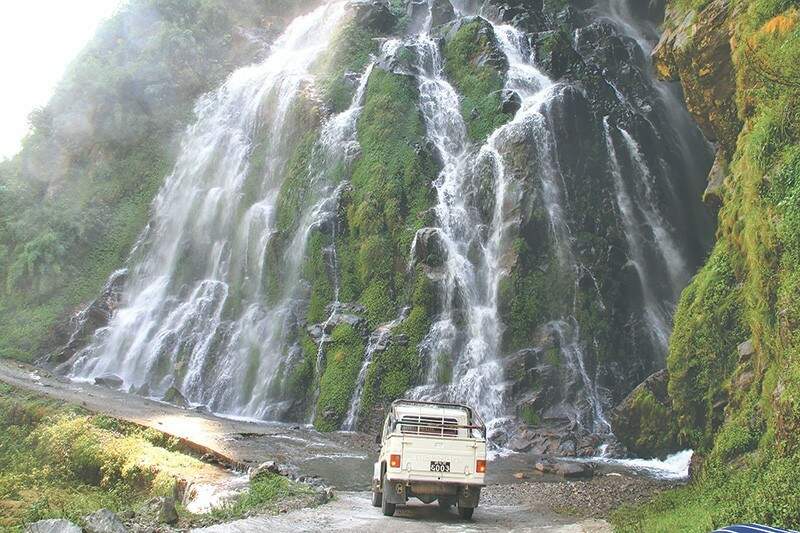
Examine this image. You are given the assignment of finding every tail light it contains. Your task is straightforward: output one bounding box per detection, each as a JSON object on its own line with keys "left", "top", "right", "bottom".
{"left": 390, "top": 454, "right": 401, "bottom": 468}
{"left": 476, "top": 460, "right": 487, "bottom": 474}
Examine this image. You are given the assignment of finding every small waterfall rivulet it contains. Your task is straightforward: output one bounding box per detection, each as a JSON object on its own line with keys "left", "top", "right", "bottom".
{"left": 60, "top": 0, "right": 714, "bottom": 444}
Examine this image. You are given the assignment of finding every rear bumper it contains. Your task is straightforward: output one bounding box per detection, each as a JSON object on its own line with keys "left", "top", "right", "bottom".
{"left": 381, "top": 478, "right": 483, "bottom": 506}
{"left": 385, "top": 472, "right": 485, "bottom": 486}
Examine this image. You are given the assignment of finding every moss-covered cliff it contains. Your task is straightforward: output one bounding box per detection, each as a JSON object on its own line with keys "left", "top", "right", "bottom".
{"left": 614, "top": 0, "right": 800, "bottom": 529}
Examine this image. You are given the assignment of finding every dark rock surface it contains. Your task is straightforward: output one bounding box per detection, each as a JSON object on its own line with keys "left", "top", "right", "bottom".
{"left": 83, "top": 509, "right": 128, "bottom": 533}
{"left": 346, "top": 0, "right": 396, "bottom": 33}
{"left": 94, "top": 374, "right": 124, "bottom": 390}
{"left": 162, "top": 386, "right": 189, "bottom": 409}
{"left": 50, "top": 269, "right": 128, "bottom": 364}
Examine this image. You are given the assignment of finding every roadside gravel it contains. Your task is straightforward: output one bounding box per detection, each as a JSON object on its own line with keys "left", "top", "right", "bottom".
{"left": 483, "top": 475, "right": 678, "bottom": 519}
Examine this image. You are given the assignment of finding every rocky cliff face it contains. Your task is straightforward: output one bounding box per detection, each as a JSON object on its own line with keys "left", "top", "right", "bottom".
{"left": 612, "top": 0, "right": 800, "bottom": 526}
{"left": 4, "top": 0, "right": 717, "bottom": 457}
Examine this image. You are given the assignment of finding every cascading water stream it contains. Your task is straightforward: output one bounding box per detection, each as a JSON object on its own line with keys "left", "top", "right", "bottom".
{"left": 604, "top": 118, "right": 671, "bottom": 351}
{"left": 64, "top": 2, "right": 362, "bottom": 418}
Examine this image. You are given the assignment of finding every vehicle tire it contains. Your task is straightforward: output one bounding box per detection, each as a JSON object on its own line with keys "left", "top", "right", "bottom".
{"left": 381, "top": 476, "right": 396, "bottom": 516}
{"left": 381, "top": 494, "right": 396, "bottom": 517}
{"left": 458, "top": 505, "right": 474, "bottom": 520}
{"left": 372, "top": 489, "right": 382, "bottom": 507}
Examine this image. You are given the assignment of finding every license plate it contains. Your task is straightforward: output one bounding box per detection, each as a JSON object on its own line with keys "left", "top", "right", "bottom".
{"left": 430, "top": 461, "right": 451, "bottom": 473}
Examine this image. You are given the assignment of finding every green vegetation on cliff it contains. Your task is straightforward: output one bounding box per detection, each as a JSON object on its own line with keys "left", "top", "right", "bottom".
{"left": 443, "top": 19, "right": 512, "bottom": 142}
{"left": 620, "top": 0, "right": 800, "bottom": 530}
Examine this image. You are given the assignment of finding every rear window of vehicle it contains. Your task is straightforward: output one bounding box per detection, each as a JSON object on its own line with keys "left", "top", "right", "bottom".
{"left": 399, "top": 415, "right": 460, "bottom": 437}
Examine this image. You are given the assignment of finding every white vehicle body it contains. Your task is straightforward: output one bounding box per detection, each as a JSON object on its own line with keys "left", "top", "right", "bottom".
{"left": 372, "top": 399, "right": 487, "bottom": 518}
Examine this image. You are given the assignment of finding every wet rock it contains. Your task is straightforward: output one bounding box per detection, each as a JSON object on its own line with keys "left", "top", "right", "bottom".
{"left": 377, "top": 43, "right": 418, "bottom": 76}
{"left": 652, "top": 0, "right": 741, "bottom": 155}
{"left": 703, "top": 148, "right": 727, "bottom": 207}
{"left": 346, "top": 0, "right": 396, "bottom": 33}
{"left": 413, "top": 227, "right": 447, "bottom": 268}
{"left": 483, "top": 0, "right": 545, "bottom": 32}
{"left": 50, "top": 269, "right": 128, "bottom": 364}
{"left": 430, "top": 0, "right": 456, "bottom": 27}
{"left": 94, "top": 374, "right": 124, "bottom": 390}
{"left": 25, "top": 520, "right": 82, "bottom": 533}
{"left": 534, "top": 459, "right": 594, "bottom": 479}
{"left": 83, "top": 509, "right": 128, "bottom": 533}
{"left": 532, "top": 30, "right": 583, "bottom": 79}
{"left": 137, "top": 383, "right": 151, "bottom": 397}
{"left": 500, "top": 89, "right": 522, "bottom": 115}
{"left": 162, "top": 386, "right": 189, "bottom": 408}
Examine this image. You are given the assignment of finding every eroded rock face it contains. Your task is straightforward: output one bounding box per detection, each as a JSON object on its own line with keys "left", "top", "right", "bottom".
{"left": 652, "top": 0, "right": 741, "bottom": 156}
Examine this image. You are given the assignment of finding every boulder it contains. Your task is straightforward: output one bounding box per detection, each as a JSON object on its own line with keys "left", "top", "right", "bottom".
{"left": 610, "top": 369, "right": 680, "bottom": 458}
{"left": 150, "top": 496, "right": 179, "bottom": 525}
{"left": 412, "top": 227, "right": 447, "bottom": 268}
{"left": 703, "top": 148, "right": 727, "bottom": 207}
{"left": 314, "top": 485, "right": 336, "bottom": 504}
{"left": 500, "top": 89, "right": 522, "bottom": 115}
{"left": 25, "top": 520, "right": 82, "bottom": 533}
{"left": 482, "top": 0, "right": 545, "bottom": 32}
{"left": 249, "top": 460, "right": 282, "bottom": 480}
{"left": 534, "top": 459, "right": 594, "bottom": 479}
{"left": 83, "top": 509, "right": 128, "bottom": 533}
{"left": 162, "top": 386, "right": 189, "bottom": 408}
{"left": 94, "top": 374, "right": 124, "bottom": 390}
{"left": 737, "top": 339, "right": 756, "bottom": 360}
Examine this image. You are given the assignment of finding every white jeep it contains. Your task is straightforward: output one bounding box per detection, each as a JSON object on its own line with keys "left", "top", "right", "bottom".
{"left": 372, "top": 399, "right": 487, "bottom": 519}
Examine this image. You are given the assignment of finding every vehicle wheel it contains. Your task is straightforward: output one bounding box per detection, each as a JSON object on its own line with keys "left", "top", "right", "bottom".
{"left": 381, "top": 476, "right": 396, "bottom": 516}
{"left": 381, "top": 494, "right": 396, "bottom": 516}
{"left": 458, "top": 505, "right": 474, "bottom": 520}
{"left": 371, "top": 489, "right": 382, "bottom": 507}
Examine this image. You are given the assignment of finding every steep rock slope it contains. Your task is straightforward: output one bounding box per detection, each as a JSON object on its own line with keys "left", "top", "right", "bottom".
{"left": 613, "top": 0, "right": 800, "bottom": 529}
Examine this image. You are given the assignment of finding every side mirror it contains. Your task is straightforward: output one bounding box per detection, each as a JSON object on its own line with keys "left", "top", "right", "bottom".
{"left": 375, "top": 432, "right": 382, "bottom": 444}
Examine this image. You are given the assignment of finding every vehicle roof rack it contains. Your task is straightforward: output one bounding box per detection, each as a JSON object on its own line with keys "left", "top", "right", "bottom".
{"left": 391, "top": 398, "right": 472, "bottom": 411}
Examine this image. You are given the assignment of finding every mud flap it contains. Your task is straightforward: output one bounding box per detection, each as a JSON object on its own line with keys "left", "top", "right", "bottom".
{"left": 458, "top": 486, "right": 481, "bottom": 508}
{"left": 384, "top": 478, "right": 408, "bottom": 505}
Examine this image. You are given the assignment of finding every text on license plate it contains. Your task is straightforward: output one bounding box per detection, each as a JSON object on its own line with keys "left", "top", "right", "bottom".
{"left": 430, "top": 461, "right": 451, "bottom": 473}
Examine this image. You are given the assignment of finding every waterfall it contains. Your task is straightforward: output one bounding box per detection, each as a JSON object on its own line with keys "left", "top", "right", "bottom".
{"left": 65, "top": 2, "right": 357, "bottom": 417}
{"left": 342, "top": 307, "right": 410, "bottom": 431}
{"left": 604, "top": 118, "right": 671, "bottom": 352}
{"left": 57, "top": 0, "right": 713, "bottom": 441}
